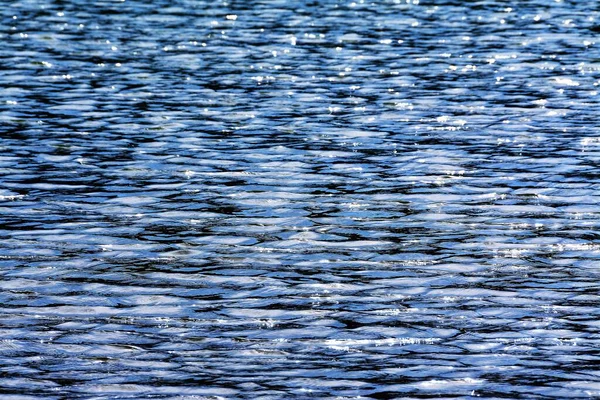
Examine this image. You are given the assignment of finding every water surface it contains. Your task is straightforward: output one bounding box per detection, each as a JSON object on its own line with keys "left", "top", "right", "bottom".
{"left": 1, "top": 0, "right": 600, "bottom": 398}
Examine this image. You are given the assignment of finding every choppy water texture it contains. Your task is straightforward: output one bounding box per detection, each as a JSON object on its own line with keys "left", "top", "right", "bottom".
{"left": 1, "top": 0, "right": 600, "bottom": 398}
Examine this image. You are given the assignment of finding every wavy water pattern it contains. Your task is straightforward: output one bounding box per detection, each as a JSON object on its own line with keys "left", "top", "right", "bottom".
{"left": 1, "top": 0, "right": 600, "bottom": 398}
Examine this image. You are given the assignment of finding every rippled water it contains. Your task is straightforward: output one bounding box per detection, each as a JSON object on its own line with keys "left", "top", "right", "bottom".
{"left": 1, "top": 0, "right": 600, "bottom": 398}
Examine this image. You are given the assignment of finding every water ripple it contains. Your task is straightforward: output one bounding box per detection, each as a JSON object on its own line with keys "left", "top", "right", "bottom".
{"left": 1, "top": 0, "right": 600, "bottom": 398}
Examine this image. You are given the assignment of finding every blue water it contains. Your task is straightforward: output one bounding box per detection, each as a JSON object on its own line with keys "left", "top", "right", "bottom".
{"left": 1, "top": 0, "right": 600, "bottom": 398}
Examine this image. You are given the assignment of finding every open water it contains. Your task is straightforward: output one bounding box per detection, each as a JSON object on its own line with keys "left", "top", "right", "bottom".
{"left": 1, "top": 0, "right": 600, "bottom": 398}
